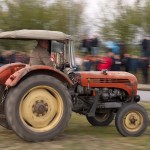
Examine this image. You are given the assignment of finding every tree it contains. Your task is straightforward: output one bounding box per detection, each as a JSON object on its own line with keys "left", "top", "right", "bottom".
{"left": 0, "top": 0, "right": 84, "bottom": 50}
{"left": 100, "top": 1, "right": 150, "bottom": 40}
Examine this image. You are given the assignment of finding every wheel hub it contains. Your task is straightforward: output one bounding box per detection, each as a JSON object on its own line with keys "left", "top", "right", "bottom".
{"left": 124, "top": 111, "right": 143, "bottom": 132}
{"left": 20, "top": 88, "right": 62, "bottom": 130}
{"left": 129, "top": 115, "right": 137, "bottom": 125}
{"left": 32, "top": 100, "right": 48, "bottom": 116}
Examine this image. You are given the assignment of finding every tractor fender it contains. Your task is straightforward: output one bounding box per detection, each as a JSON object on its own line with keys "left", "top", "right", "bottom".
{"left": 0, "top": 63, "right": 26, "bottom": 86}
{"left": 5, "top": 65, "right": 73, "bottom": 87}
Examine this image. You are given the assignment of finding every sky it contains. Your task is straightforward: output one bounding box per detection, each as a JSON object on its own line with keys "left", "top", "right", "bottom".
{"left": 84, "top": 0, "right": 136, "bottom": 19}
{"left": 85, "top": 0, "right": 135, "bottom": 14}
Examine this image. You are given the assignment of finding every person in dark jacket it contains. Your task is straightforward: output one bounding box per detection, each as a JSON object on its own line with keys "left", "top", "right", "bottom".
{"left": 81, "top": 38, "right": 87, "bottom": 53}
{"left": 128, "top": 55, "right": 139, "bottom": 74}
{"left": 140, "top": 57, "right": 149, "bottom": 84}
{"left": 118, "top": 41, "right": 126, "bottom": 59}
{"left": 111, "top": 55, "right": 122, "bottom": 71}
{"left": 122, "top": 54, "right": 131, "bottom": 72}
{"left": 141, "top": 35, "right": 150, "bottom": 57}
{"left": 91, "top": 36, "right": 100, "bottom": 55}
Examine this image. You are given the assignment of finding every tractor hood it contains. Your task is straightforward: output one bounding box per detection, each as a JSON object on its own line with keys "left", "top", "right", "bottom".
{"left": 76, "top": 71, "right": 138, "bottom": 96}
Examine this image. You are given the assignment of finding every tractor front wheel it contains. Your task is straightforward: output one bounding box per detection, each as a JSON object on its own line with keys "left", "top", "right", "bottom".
{"left": 115, "top": 103, "right": 148, "bottom": 137}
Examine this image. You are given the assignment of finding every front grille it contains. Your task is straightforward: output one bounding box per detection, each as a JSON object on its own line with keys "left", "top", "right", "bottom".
{"left": 89, "top": 78, "right": 130, "bottom": 83}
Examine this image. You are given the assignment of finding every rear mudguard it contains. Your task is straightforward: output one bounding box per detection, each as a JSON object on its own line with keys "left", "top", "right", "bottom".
{"left": 0, "top": 63, "right": 26, "bottom": 85}
{"left": 5, "top": 65, "right": 73, "bottom": 87}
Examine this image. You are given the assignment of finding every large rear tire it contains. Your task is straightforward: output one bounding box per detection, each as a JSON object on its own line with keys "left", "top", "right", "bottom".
{"left": 5, "top": 75, "right": 72, "bottom": 142}
{"left": 0, "top": 114, "right": 10, "bottom": 129}
{"left": 115, "top": 103, "right": 148, "bottom": 137}
{"left": 0, "top": 86, "right": 11, "bottom": 130}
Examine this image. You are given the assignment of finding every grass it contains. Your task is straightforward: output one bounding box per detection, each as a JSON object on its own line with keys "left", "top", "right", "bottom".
{"left": 0, "top": 102, "right": 150, "bottom": 150}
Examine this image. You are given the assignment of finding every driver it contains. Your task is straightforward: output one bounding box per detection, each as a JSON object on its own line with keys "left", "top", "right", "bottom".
{"left": 30, "top": 40, "right": 54, "bottom": 67}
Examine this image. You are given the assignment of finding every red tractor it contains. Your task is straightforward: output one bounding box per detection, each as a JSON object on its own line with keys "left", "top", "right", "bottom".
{"left": 0, "top": 30, "right": 148, "bottom": 142}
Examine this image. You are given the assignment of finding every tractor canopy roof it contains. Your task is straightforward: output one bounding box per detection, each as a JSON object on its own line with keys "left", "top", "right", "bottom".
{"left": 0, "top": 29, "right": 71, "bottom": 41}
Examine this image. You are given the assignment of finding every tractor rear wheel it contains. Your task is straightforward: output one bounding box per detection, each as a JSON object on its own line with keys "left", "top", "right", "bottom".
{"left": 5, "top": 75, "right": 72, "bottom": 142}
{"left": 0, "top": 114, "right": 10, "bottom": 129}
{"left": 0, "top": 86, "right": 11, "bottom": 130}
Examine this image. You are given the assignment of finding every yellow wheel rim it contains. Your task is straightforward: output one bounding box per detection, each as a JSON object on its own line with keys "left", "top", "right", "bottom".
{"left": 19, "top": 86, "right": 64, "bottom": 132}
{"left": 123, "top": 111, "right": 143, "bottom": 132}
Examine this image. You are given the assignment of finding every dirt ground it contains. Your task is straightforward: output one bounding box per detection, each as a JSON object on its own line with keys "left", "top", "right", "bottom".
{"left": 0, "top": 102, "right": 150, "bottom": 150}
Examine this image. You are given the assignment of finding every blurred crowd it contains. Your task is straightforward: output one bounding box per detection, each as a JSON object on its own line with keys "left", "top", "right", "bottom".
{"left": 76, "top": 35, "right": 150, "bottom": 84}
{"left": 0, "top": 35, "right": 149, "bottom": 84}
{"left": 0, "top": 50, "right": 29, "bottom": 66}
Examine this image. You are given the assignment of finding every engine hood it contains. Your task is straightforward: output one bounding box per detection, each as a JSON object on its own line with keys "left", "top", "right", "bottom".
{"left": 76, "top": 71, "right": 138, "bottom": 96}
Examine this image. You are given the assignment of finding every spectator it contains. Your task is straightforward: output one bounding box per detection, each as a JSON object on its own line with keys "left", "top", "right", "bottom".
{"left": 3, "top": 51, "right": 14, "bottom": 64}
{"left": 105, "top": 40, "right": 120, "bottom": 54}
{"left": 111, "top": 55, "right": 122, "bottom": 71}
{"left": 86, "top": 38, "right": 92, "bottom": 55}
{"left": 129, "top": 55, "right": 139, "bottom": 74}
{"left": 15, "top": 52, "right": 29, "bottom": 63}
{"left": 122, "top": 54, "right": 131, "bottom": 72}
{"left": 118, "top": 41, "right": 126, "bottom": 59}
{"left": 97, "top": 52, "right": 113, "bottom": 71}
{"left": 140, "top": 57, "right": 149, "bottom": 84}
{"left": 105, "top": 40, "right": 114, "bottom": 51}
{"left": 141, "top": 35, "right": 150, "bottom": 57}
{"left": 81, "top": 37, "right": 88, "bottom": 53}
{"left": 113, "top": 42, "right": 120, "bottom": 55}
{"left": 83, "top": 55, "right": 92, "bottom": 71}
{"left": 91, "top": 35, "right": 100, "bottom": 55}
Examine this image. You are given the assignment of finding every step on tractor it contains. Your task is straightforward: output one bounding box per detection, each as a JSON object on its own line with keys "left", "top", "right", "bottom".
{"left": 0, "top": 30, "right": 148, "bottom": 142}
